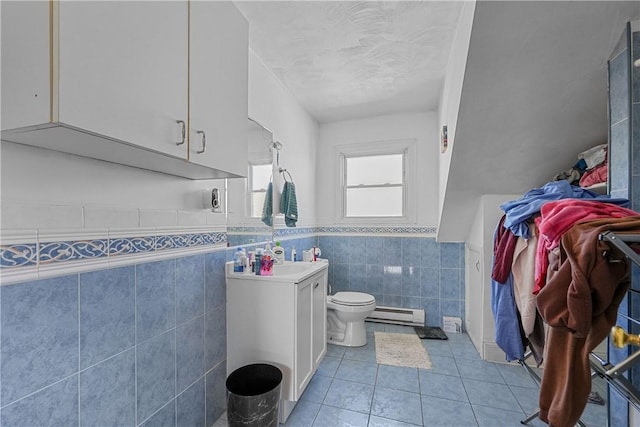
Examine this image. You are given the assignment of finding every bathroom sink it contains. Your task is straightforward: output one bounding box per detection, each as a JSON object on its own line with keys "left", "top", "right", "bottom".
{"left": 226, "top": 260, "right": 328, "bottom": 283}
{"left": 272, "top": 262, "right": 318, "bottom": 276}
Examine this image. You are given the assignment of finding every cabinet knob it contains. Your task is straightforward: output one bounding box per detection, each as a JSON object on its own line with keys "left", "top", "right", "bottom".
{"left": 314, "top": 282, "right": 319, "bottom": 289}
{"left": 176, "top": 120, "right": 186, "bottom": 146}
{"left": 196, "top": 130, "right": 206, "bottom": 154}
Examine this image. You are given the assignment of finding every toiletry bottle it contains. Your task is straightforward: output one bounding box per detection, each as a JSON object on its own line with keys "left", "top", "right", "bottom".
{"left": 254, "top": 248, "right": 263, "bottom": 275}
{"left": 240, "top": 249, "right": 248, "bottom": 272}
{"left": 261, "top": 255, "right": 273, "bottom": 276}
{"left": 233, "top": 248, "right": 245, "bottom": 273}
{"left": 291, "top": 246, "right": 296, "bottom": 262}
{"left": 248, "top": 251, "right": 256, "bottom": 273}
{"left": 273, "top": 241, "right": 285, "bottom": 263}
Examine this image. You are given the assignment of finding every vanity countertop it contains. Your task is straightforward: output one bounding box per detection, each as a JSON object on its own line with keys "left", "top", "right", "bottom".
{"left": 225, "top": 259, "right": 328, "bottom": 283}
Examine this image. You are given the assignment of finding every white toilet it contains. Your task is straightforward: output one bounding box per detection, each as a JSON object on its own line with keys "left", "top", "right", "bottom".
{"left": 327, "top": 292, "right": 376, "bottom": 347}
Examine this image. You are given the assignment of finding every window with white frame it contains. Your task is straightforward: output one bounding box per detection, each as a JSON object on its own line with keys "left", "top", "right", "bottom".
{"left": 336, "top": 139, "right": 416, "bottom": 223}
{"left": 249, "top": 162, "right": 272, "bottom": 218}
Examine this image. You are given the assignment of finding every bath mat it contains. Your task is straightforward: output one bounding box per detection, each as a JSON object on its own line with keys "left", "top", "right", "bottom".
{"left": 414, "top": 326, "right": 448, "bottom": 340}
{"left": 374, "top": 332, "right": 432, "bottom": 369}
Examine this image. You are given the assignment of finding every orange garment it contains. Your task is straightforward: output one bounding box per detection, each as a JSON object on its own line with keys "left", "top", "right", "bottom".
{"left": 535, "top": 217, "right": 640, "bottom": 427}
{"left": 533, "top": 200, "right": 638, "bottom": 293}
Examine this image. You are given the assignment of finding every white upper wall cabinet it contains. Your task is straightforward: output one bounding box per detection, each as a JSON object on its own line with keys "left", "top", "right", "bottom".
{"left": 1, "top": 1, "right": 50, "bottom": 130}
{"left": 58, "top": 1, "right": 188, "bottom": 159}
{"left": 0, "top": 0, "right": 248, "bottom": 180}
{"left": 189, "top": 1, "right": 248, "bottom": 177}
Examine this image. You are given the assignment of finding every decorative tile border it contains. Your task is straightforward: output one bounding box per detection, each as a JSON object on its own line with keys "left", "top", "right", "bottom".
{"left": 1, "top": 231, "right": 227, "bottom": 270}
{"left": 109, "top": 236, "right": 155, "bottom": 256}
{"left": 273, "top": 226, "right": 437, "bottom": 238}
{"left": 274, "top": 226, "right": 317, "bottom": 238}
{"left": 1, "top": 225, "right": 438, "bottom": 277}
{"left": 227, "top": 226, "right": 272, "bottom": 234}
{"left": 230, "top": 225, "right": 438, "bottom": 244}
{"left": 316, "top": 226, "right": 438, "bottom": 235}
{"left": 0, "top": 243, "right": 38, "bottom": 268}
{"left": 39, "top": 239, "right": 109, "bottom": 264}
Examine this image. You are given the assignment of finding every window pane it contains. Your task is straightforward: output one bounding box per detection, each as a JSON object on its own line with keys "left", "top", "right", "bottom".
{"left": 345, "top": 187, "right": 403, "bottom": 217}
{"left": 251, "top": 164, "right": 272, "bottom": 191}
{"left": 251, "top": 192, "right": 266, "bottom": 217}
{"left": 346, "top": 154, "right": 402, "bottom": 186}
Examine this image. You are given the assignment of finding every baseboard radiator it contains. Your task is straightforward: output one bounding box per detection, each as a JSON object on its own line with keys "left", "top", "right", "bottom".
{"left": 366, "top": 306, "right": 425, "bottom": 327}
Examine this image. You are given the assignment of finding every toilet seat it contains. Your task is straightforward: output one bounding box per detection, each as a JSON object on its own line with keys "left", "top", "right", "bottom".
{"left": 330, "top": 292, "right": 375, "bottom": 306}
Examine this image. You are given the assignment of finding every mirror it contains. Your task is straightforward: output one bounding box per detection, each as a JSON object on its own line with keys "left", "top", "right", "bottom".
{"left": 226, "top": 118, "right": 274, "bottom": 246}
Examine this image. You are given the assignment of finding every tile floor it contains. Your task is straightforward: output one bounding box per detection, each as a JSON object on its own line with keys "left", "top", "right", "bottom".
{"left": 216, "top": 323, "right": 608, "bottom": 427}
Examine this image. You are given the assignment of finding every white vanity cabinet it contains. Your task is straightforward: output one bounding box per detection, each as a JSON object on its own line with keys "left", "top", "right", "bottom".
{"left": 226, "top": 262, "right": 328, "bottom": 423}
{"left": 1, "top": 0, "right": 248, "bottom": 179}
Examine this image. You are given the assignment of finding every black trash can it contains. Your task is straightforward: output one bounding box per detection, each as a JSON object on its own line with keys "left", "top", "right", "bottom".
{"left": 226, "top": 363, "right": 283, "bottom": 427}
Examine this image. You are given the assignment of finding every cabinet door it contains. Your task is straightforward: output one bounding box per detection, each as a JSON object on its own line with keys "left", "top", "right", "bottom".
{"left": 58, "top": 1, "right": 188, "bottom": 157}
{"left": 1, "top": 1, "right": 50, "bottom": 130}
{"left": 312, "top": 273, "right": 328, "bottom": 369}
{"left": 295, "top": 280, "right": 313, "bottom": 399}
{"left": 189, "top": 1, "right": 248, "bottom": 176}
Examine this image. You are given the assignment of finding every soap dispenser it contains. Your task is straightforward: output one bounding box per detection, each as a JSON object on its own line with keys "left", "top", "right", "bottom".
{"left": 273, "top": 241, "right": 285, "bottom": 263}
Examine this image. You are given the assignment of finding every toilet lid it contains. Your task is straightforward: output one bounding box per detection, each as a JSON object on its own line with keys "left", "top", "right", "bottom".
{"left": 332, "top": 292, "right": 375, "bottom": 306}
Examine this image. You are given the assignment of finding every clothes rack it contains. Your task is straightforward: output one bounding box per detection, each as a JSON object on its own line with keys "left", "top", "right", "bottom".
{"left": 517, "top": 351, "right": 589, "bottom": 427}
{"left": 514, "top": 230, "right": 640, "bottom": 426}
{"left": 589, "top": 232, "right": 640, "bottom": 414}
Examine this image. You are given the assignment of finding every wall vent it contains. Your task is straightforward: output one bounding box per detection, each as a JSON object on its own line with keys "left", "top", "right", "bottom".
{"left": 367, "top": 306, "right": 425, "bottom": 326}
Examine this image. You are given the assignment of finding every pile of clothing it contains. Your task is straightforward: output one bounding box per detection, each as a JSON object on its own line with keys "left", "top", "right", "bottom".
{"left": 491, "top": 180, "right": 640, "bottom": 427}
{"left": 552, "top": 143, "right": 608, "bottom": 188}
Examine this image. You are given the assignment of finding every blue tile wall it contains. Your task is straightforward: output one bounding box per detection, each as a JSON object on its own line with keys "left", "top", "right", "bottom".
{"left": 0, "top": 228, "right": 461, "bottom": 424}
{"left": 177, "top": 378, "right": 206, "bottom": 427}
{"left": 136, "top": 260, "right": 176, "bottom": 343}
{"left": 237, "top": 232, "right": 463, "bottom": 327}
{"left": 136, "top": 330, "right": 176, "bottom": 422}
{"left": 0, "top": 250, "right": 228, "bottom": 427}
{"left": 317, "top": 235, "right": 465, "bottom": 327}
{"left": 79, "top": 349, "right": 136, "bottom": 426}
{"left": 176, "top": 255, "right": 205, "bottom": 325}
{"left": 1, "top": 375, "right": 79, "bottom": 427}
{"left": 80, "top": 266, "right": 135, "bottom": 369}
{"left": 1, "top": 275, "right": 79, "bottom": 404}
{"left": 177, "top": 316, "right": 205, "bottom": 393}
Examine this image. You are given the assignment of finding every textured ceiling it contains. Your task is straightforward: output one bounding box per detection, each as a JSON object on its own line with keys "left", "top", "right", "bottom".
{"left": 234, "top": 1, "right": 465, "bottom": 123}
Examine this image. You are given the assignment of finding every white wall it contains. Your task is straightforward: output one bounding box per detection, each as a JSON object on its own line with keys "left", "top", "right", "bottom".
{"left": 0, "top": 141, "right": 227, "bottom": 230}
{"left": 465, "top": 193, "right": 521, "bottom": 362}
{"left": 245, "top": 50, "right": 319, "bottom": 228}
{"left": 0, "top": 54, "right": 317, "bottom": 236}
{"left": 438, "top": 1, "right": 476, "bottom": 224}
{"left": 1, "top": 49, "right": 318, "bottom": 233}
{"left": 316, "top": 111, "right": 439, "bottom": 227}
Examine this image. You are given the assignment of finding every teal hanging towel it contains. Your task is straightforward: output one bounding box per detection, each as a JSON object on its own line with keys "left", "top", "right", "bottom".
{"left": 280, "top": 180, "right": 298, "bottom": 227}
{"left": 261, "top": 182, "right": 273, "bottom": 226}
